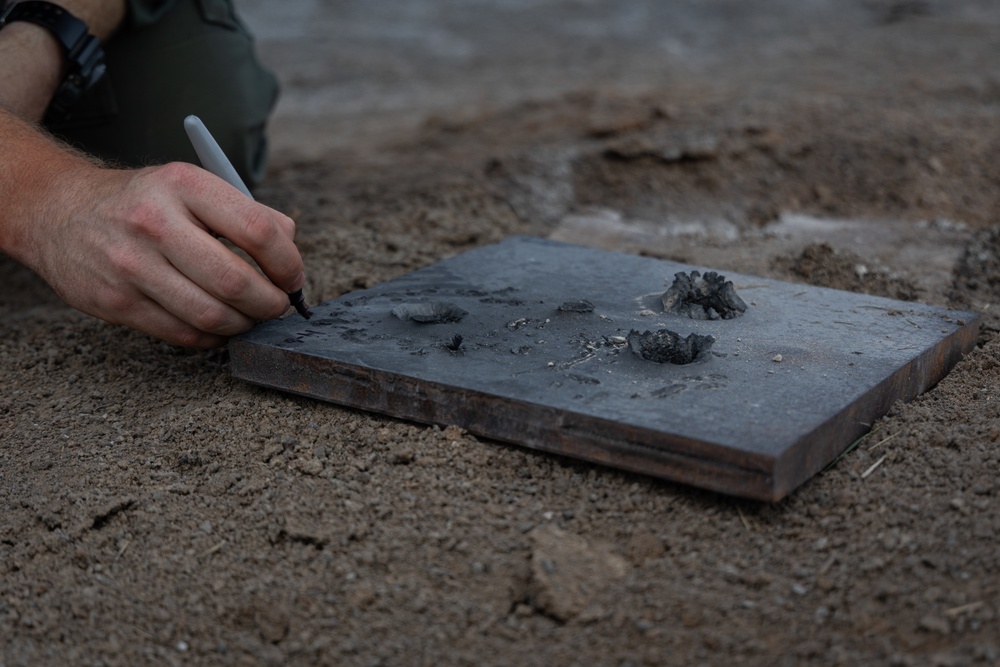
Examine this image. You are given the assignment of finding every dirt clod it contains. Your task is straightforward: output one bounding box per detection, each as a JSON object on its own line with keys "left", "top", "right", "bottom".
{"left": 527, "top": 525, "right": 629, "bottom": 622}
{"left": 776, "top": 242, "right": 920, "bottom": 301}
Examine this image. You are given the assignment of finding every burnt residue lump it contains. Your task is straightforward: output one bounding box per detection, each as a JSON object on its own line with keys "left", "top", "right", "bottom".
{"left": 391, "top": 302, "right": 468, "bottom": 323}
{"left": 628, "top": 329, "right": 715, "bottom": 365}
{"left": 662, "top": 271, "right": 747, "bottom": 320}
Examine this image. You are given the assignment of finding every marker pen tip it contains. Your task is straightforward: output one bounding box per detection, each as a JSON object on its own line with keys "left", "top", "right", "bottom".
{"left": 289, "top": 289, "right": 311, "bottom": 319}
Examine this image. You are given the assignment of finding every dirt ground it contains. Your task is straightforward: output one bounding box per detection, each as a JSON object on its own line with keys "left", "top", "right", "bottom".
{"left": 3, "top": 1, "right": 1000, "bottom": 665}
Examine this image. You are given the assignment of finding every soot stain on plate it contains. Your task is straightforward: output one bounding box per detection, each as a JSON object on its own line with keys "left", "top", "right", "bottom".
{"left": 391, "top": 302, "right": 468, "bottom": 323}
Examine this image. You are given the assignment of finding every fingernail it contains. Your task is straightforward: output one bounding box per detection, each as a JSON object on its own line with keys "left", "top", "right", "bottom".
{"left": 290, "top": 271, "right": 306, "bottom": 291}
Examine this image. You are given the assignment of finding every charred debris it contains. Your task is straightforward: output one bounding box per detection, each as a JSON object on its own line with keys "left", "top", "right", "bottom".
{"left": 627, "top": 329, "right": 715, "bottom": 365}
{"left": 627, "top": 270, "right": 745, "bottom": 365}
{"left": 662, "top": 270, "right": 747, "bottom": 320}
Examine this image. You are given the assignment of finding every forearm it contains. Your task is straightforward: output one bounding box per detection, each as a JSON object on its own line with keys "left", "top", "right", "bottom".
{"left": 0, "top": 0, "right": 126, "bottom": 256}
{"left": 0, "top": 0, "right": 126, "bottom": 120}
{"left": 0, "top": 106, "right": 95, "bottom": 263}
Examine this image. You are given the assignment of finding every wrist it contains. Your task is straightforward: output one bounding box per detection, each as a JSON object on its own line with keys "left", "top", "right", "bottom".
{"left": 0, "top": 2, "right": 109, "bottom": 124}
{"left": 0, "top": 20, "right": 65, "bottom": 120}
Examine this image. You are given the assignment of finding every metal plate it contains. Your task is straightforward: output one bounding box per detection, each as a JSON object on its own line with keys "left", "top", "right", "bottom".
{"left": 230, "top": 236, "right": 980, "bottom": 500}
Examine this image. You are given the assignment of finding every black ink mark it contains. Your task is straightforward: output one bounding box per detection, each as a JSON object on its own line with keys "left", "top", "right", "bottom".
{"left": 558, "top": 300, "right": 595, "bottom": 313}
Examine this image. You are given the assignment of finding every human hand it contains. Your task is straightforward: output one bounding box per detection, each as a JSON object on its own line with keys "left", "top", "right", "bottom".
{"left": 10, "top": 160, "right": 305, "bottom": 348}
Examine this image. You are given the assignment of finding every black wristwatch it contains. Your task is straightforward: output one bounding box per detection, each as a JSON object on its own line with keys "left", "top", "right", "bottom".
{"left": 0, "top": 1, "right": 107, "bottom": 123}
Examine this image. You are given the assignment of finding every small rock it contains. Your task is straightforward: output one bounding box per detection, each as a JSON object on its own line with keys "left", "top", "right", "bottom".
{"left": 815, "top": 606, "right": 830, "bottom": 624}
{"left": 293, "top": 458, "right": 324, "bottom": 476}
{"left": 772, "top": 354, "right": 783, "bottom": 363}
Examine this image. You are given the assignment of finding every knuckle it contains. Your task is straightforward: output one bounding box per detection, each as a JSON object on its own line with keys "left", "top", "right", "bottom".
{"left": 157, "top": 161, "right": 201, "bottom": 190}
{"left": 106, "top": 247, "right": 144, "bottom": 282}
{"left": 214, "top": 264, "right": 254, "bottom": 302}
{"left": 241, "top": 209, "right": 281, "bottom": 250}
{"left": 275, "top": 212, "right": 297, "bottom": 238}
{"left": 190, "top": 301, "right": 233, "bottom": 335}
{"left": 95, "top": 288, "right": 139, "bottom": 320}
{"left": 121, "top": 201, "right": 167, "bottom": 241}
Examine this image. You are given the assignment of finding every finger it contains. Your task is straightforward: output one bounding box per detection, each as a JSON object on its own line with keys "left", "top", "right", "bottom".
{"left": 133, "top": 304, "right": 230, "bottom": 349}
{"left": 131, "top": 252, "right": 260, "bottom": 337}
{"left": 158, "top": 217, "right": 291, "bottom": 322}
{"left": 99, "top": 290, "right": 230, "bottom": 349}
{"left": 181, "top": 170, "right": 306, "bottom": 293}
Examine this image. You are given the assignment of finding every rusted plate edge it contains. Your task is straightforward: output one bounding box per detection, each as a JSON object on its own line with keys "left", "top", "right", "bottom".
{"left": 773, "top": 312, "right": 982, "bottom": 500}
{"left": 230, "top": 341, "right": 780, "bottom": 500}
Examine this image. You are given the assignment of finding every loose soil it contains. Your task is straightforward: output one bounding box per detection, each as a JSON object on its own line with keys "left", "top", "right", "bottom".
{"left": 3, "top": 2, "right": 999, "bottom": 665}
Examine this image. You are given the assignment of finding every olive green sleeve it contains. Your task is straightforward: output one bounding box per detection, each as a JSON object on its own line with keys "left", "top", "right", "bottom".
{"left": 123, "top": 0, "right": 181, "bottom": 29}
{"left": 52, "top": 0, "right": 279, "bottom": 187}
